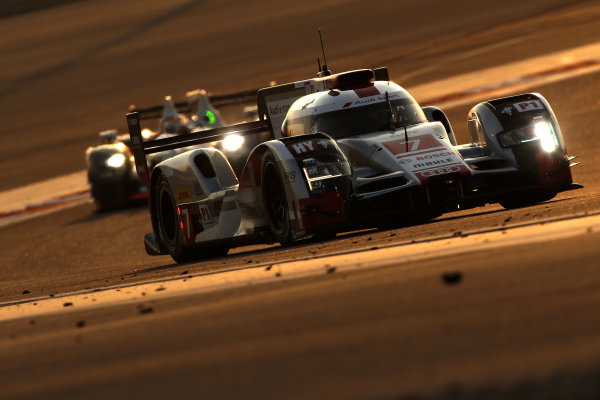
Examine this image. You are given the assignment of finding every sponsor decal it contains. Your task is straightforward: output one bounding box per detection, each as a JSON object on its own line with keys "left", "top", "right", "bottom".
{"left": 317, "top": 139, "right": 330, "bottom": 149}
{"left": 385, "top": 134, "right": 469, "bottom": 181}
{"left": 199, "top": 204, "right": 213, "bottom": 225}
{"left": 269, "top": 104, "right": 290, "bottom": 116}
{"left": 384, "top": 134, "right": 442, "bottom": 155}
{"left": 352, "top": 97, "right": 379, "bottom": 106}
{"left": 413, "top": 157, "right": 455, "bottom": 170}
{"left": 283, "top": 170, "right": 297, "bottom": 183}
{"left": 415, "top": 151, "right": 454, "bottom": 160}
{"left": 176, "top": 188, "right": 192, "bottom": 203}
{"left": 267, "top": 98, "right": 295, "bottom": 139}
{"left": 128, "top": 118, "right": 138, "bottom": 126}
{"left": 501, "top": 106, "right": 513, "bottom": 116}
{"left": 304, "top": 81, "right": 312, "bottom": 94}
{"left": 513, "top": 100, "right": 543, "bottom": 112}
{"left": 291, "top": 140, "right": 316, "bottom": 154}
{"left": 414, "top": 164, "right": 470, "bottom": 183}
{"left": 179, "top": 204, "right": 201, "bottom": 244}
{"left": 353, "top": 86, "right": 381, "bottom": 98}
{"left": 341, "top": 92, "right": 401, "bottom": 109}
{"left": 323, "top": 80, "right": 335, "bottom": 90}
{"left": 417, "top": 165, "right": 461, "bottom": 177}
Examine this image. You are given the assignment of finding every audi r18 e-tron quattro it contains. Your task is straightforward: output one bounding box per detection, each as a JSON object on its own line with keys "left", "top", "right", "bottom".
{"left": 127, "top": 66, "right": 581, "bottom": 262}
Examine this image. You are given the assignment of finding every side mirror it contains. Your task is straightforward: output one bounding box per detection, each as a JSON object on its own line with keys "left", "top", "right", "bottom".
{"left": 421, "top": 106, "right": 456, "bottom": 145}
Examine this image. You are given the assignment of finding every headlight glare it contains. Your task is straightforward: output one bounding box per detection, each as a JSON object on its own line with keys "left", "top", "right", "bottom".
{"left": 222, "top": 134, "right": 244, "bottom": 152}
{"left": 497, "top": 118, "right": 558, "bottom": 152}
{"left": 141, "top": 128, "right": 154, "bottom": 139}
{"left": 106, "top": 153, "right": 126, "bottom": 168}
{"left": 534, "top": 121, "right": 558, "bottom": 152}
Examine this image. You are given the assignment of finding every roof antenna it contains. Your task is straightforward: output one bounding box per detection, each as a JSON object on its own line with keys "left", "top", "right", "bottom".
{"left": 317, "top": 28, "right": 331, "bottom": 77}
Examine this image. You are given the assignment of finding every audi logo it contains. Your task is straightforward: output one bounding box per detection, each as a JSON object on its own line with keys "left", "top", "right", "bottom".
{"left": 419, "top": 166, "right": 461, "bottom": 177}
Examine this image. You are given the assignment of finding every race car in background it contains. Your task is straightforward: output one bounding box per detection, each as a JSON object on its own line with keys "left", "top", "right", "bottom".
{"left": 86, "top": 90, "right": 226, "bottom": 210}
{"left": 127, "top": 66, "right": 581, "bottom": 262}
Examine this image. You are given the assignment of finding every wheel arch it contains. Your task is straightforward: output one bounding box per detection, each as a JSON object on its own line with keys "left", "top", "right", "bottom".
{"left": 245, "top": 135, "right": 352, "bottom": 243}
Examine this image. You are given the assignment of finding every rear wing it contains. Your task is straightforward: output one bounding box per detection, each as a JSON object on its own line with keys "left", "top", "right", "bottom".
{"left": 126, "top": 112, "right": 271, "bottom": 187}
{"left": 129, "top": 89, "right": 258, "bottom": 120}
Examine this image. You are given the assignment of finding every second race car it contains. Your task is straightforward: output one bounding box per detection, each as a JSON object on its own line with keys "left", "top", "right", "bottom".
{"left": 86, "top": 90, "right": 225, "bottom": 210}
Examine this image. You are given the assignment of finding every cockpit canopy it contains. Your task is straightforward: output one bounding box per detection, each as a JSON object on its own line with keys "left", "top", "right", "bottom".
{"left": 282, "top": 83, "right": 426, "bottom": 139}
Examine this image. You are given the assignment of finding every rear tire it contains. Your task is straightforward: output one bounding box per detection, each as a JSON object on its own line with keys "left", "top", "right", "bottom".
{"left": 155, "top": 173, "right": 228, "bottom": 263}
{"left": 262, "top": 155, "right": 292, "bottom": 245}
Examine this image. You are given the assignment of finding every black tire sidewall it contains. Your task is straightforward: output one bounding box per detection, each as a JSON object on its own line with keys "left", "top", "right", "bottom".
{"left": 262, "top": 154, "right": 292, "bottom": 244}
{"left": 155, "top": 173, "right": 230, "bottom": 263}
{"left": 156, "top": 174, "right": 183, "bottom": 258}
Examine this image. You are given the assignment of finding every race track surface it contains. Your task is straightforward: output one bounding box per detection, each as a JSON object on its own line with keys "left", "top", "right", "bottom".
{"left": 1, "top": 1, "right": 600, "bottom": 399}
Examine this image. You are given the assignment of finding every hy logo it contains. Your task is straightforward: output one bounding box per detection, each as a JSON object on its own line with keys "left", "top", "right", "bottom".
{"left": 292, "top": 141, "right": 316, "bottom": 154}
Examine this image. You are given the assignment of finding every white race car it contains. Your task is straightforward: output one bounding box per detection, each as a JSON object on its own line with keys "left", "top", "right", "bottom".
{"left": 127, "top": 66, "right": 581, "bottom": 262}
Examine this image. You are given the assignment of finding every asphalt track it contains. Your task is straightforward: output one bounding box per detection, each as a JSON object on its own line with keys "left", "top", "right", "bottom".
{"left": 2, "top": 1, "right": 600, "bottom": 399}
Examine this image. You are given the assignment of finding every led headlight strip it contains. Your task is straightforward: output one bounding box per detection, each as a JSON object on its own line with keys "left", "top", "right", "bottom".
{"left": 497, "top": 117, "right": 558, "bottom": 152}
{"left": 302, "top": 157, "right": 348, "bottom": 193}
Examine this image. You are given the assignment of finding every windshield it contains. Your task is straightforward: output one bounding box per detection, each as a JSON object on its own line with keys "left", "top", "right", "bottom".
{"left": 312, "top": 97, "right": 426, "bottom": 139}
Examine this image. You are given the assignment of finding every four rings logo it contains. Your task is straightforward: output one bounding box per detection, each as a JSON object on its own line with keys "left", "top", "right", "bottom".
{"left": 419, "top": 166, "right": 461, "bottom": 177}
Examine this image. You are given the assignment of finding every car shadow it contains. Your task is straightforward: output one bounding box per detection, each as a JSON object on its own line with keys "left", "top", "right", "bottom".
{"left": 66, "top": 200, "right": 148, "bottom": 225}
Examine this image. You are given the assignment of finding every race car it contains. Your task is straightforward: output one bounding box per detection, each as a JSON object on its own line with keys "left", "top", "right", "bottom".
{"left": 86, "top": 91, "right": 225, "bottom": 210}
{"left": 127, "top": 66, "right": 581, "bottom": 262}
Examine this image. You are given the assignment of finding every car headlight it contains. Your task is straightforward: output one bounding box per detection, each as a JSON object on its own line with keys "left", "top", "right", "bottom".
{"left": 302, "top": 157, "right": 349, "bottom": 193}
{"left": 222, "top": 134, "right": 244, "bottom": 152}
{"left": 141, "top": 128, "right": 154, "bottom": 139}
{"left": 106, "top": 153, "right": 126, "bottom": 168}
{"left": 533, "top": 120, "right": 558, "bottom": 152}
{"left": 497, "top": 117, "right": 558, "bottom": 152}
